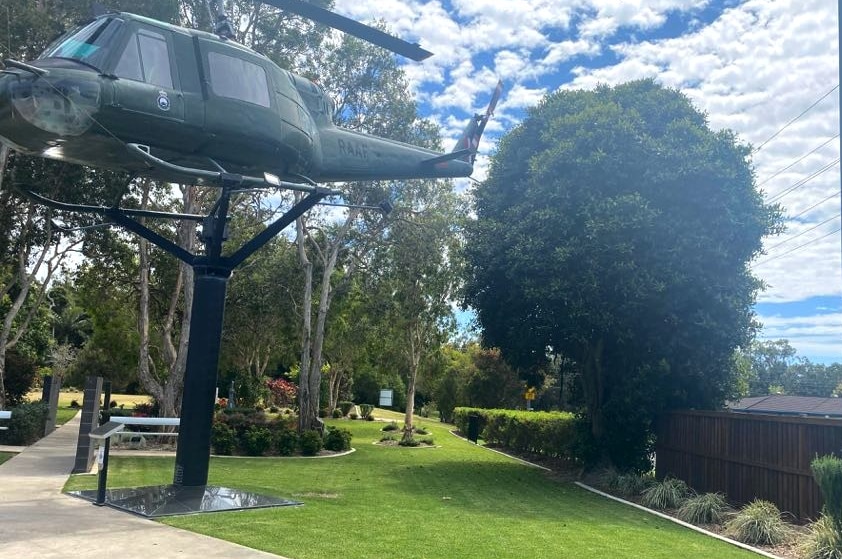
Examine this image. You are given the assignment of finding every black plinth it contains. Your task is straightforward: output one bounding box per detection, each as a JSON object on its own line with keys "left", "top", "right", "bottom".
{"left": 69, "top": 485, "right": 301, "bottom": 518}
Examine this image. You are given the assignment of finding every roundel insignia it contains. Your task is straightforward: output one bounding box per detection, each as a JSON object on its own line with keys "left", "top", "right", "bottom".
{"left": 157, "top": 90, "right": 171, "bottom": 112}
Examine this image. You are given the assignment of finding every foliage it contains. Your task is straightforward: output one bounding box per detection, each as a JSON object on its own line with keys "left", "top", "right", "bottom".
{"left": 242, "top": 426, "right": 274, "bottom": 456}
{"left": 677, "top": 493, "right": 730, "bottom": 525}
{"left": 799, "top": 515, "right": 842, "bottom": 559}
{"left": 812, "top": 455, "right": 842, "bottom": 532}
{"left": 2, "top": 349, "right": 37, "bottom": 407}
{"left": 640, "top": 477, "right": 691, "bottom": 510}
{"left": 323, "top": 427, "right": 352, "bottom": 452}
{"left": 725, "top": 500, "right": 791, "bottom": 545}
{"left": 738, "top": 340, "right": 842, "bottom": 398}
{"left": 453, "top": 407, "right": 578, "bottom": 462}
{"left": 359, "top": 404, "right": 374, "bottom": 419}
{"left": 338, "top": 401, "right": 354, "bottom": 416}
{"left": 607, "top": 471, "right": 655, "bottom": 498}
{"left": 299, "top": 430, "right": 323, "bottom": 456}
{"left": 210, "top": 422, "right": 236, "bottom": 456}
{"left": 331, "top": 408, "right": 342, "bottom": 418}
{"left": 463, "top": 79, "right": 781, "bottom": 470}
{"left": 382, "top": 421, "right": 399, "bottom": 432}
{"left": 266, "top": 377, "right": 298, "bottom": 408}
{"left": 0, "top": 402, "right": 48, "bottom": 445}
{"left": 274, "top": 430, "right": 299, "bottom": 456}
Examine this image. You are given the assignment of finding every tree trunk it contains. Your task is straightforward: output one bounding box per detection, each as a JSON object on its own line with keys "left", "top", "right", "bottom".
{"left": 402, "top": 322, "right": 422, "bottom": 442}
{"left": 579, "top": 338, "right": 607, "bottom": 464}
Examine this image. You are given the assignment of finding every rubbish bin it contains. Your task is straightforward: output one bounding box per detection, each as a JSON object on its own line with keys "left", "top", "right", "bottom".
{"left": 467, "top": 413, "right": 480, "bottom": 443}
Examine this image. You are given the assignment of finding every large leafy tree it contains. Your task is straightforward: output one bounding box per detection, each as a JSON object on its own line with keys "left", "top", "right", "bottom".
{"left": 464, "top": 79, "right": 781, "bottom": 469}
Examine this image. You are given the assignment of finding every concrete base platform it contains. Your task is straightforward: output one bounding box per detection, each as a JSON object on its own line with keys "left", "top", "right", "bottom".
{"left": 0, "top": 413, "right": 288, "bottom": 559}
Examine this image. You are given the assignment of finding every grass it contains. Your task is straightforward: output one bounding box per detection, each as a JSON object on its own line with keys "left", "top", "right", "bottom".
{"left": 65, "top": 417, "right": 760, "bottom": 559}
{"left": 26, "top": 390, "right": 151, "bottom": 426}
{"left": 0, "top": 452, "right": 15, "bottom": 465}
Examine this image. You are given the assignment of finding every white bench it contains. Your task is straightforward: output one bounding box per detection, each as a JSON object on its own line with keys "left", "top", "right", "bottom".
{"left": 110, "top": 416, "right": 180, "bottom": 438}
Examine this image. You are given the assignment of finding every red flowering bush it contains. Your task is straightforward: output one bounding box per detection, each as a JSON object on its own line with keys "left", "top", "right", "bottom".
{"left": 267, "top": 378, "right": 297, "bottom": 408}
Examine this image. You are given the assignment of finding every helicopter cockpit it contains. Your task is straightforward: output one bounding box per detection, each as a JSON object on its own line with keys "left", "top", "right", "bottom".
{"left": 38, "top": 17, "right": 125, "bottom": 72}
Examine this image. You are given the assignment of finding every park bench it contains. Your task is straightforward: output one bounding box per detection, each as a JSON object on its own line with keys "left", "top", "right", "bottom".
{"left": 0, "top": 410, "right": 10, "bottom": 431}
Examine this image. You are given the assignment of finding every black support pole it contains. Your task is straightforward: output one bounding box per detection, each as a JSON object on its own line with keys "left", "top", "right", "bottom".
{"left": 173, "top": 265, "right": 231, "bottom": 487}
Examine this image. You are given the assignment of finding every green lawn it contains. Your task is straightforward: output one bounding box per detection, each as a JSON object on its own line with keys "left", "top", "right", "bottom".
{"left": 0, "top": 452, "right": 15, "bottom": 465}
{"left": 65, "top": 418, "right": 758, "bottom": 559}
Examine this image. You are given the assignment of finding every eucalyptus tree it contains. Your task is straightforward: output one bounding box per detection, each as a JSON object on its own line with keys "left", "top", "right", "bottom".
{"left": 292, "top": 31, "right": 441, "bottom": 432}
{"left": 366, "top": 179, "right": 463, "bottom": 441}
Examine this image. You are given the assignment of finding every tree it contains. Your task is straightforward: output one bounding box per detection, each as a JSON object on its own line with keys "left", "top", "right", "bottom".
{"left": 368, "top": 180, "right": 462, "bottom": 442}
{"left": 740, "top": 339, "right": 801, "bottom": 396}
{"left": 293, "top": 30, "right": 441, "bottom": 432}
{"left": 464, "top": 79, "right": 781, "bottom": 469}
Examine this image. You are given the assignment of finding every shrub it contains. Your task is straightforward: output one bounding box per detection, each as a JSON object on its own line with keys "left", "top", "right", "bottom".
{"left": 382, "top": 421, "right": 399, "bottom": 432}
{"left": 318, "top": 408, "right": 328, "bottom": 418}
{"left": 452, "top": 407, "right": 577, "bottom": 462}
{"left": 299, "top": 430, "right": 323, "bottom": 456}
{"left": 380, "top": 434, "right": 396, "bottom": 442}
{"left": 2, "top": 349, "right": 37, "bottom": 407}
{"left": 640, "top": 477, "right": 690, "bottom": 510}
{"left": 331, "top": 408, "right": 342, "bottom": 419}
{"left": 399, "top": 437, "right": 420, "bottom": 447}
{"left": 242, "top": 426, "right": 273, "bottom": 456}
{"left": 0, "top": 402, "right": 48, "bottom": 445}
{"left": 415, "top": 427, "right": 429, "bottom": 435}
{"left": 812, "top": 455, "right": 842, "bottom": 532}
{"left": 323, "top": 428, "right": 352, "bottom": 452}
{"left": 725, "top": 499, "right": 791, "bottom": 545}
{"left": 349, "top": 413, "right": 358, "bottom": 420}
{"left": 211, "top": 422, "right": 236, "bottom": 455}
{"left": 359, "top": 404, "right": 374, "bottom": 419}
{"left": 366, "top": 415, "right": 375, "bottom": 421}
{"left": 338, "top": 401, "right": 354, "bottom": 416}
{"left": 799, "top": 515, "right": 842, "bottom": 559}
{"left": 268, "top": 406, "right": 279, "bottom": 413}
{"left": 275, "top": 430, "right": 299, "bottom": 456}
{"left": 677, "top": 492, "right": 730, "bottom": 525}
{"left": 69, "top": 399, "right": 80, "bottom": 409}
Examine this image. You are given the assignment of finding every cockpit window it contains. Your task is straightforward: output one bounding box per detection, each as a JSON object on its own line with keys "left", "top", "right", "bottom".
{"left": 114, "top": 28, "right": 173, "bottom": 89}
{"left": 40, "top": 17, "right": 124, "bottom": 71}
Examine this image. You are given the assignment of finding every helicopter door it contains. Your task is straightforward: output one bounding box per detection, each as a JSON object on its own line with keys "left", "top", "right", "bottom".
{"left": 110, "top": 26, "right": 187, "bottom": 148}
{"left": 198, "top": 40, "right": 282, "bottom": 173}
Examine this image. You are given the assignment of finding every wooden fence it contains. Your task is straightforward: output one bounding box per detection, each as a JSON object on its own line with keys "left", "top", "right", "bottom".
{"left": 656, "top": 410, "right": 842, "bottom": 520}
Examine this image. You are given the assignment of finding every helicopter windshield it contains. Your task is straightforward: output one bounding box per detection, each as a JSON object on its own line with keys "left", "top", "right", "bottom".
{"left": 40, "top": 17, "right": 124, "bottom": 71}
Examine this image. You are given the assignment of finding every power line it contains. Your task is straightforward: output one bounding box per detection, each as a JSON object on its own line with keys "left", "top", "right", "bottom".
{"left": 757, "top": 134, "right": 840, "bottom": 188}
{"left": 766, "top": 158, "right": 840, "bottom": 203}
{"left": 754, "top": 84, "right": 839, "bottom": 152}
{"left": 764, "top": 214, "right": 841, "bottom": 252}
{"left": 788, "top": 191, "right": 840, "bottom": 221}
{"left": 754, "top": 226, "right": 841, "bottom": 267}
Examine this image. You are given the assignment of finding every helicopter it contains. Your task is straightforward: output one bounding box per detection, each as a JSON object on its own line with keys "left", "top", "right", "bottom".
{"left": 0, "top": 1, "right": 502, "bottom": 188}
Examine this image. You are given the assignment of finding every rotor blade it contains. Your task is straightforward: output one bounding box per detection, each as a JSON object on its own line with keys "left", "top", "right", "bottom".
{"left": 262, "top": 0, "right": 433, "bottom": 61}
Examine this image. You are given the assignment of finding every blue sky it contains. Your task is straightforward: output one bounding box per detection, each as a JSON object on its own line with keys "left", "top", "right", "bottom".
{"left": 334, "top": 0, "right": 841, "bottom": 363}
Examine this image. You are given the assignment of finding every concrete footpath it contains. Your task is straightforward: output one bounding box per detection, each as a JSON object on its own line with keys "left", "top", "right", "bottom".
{"left": 0, "top": 413, "right": 287, "bottom": 558}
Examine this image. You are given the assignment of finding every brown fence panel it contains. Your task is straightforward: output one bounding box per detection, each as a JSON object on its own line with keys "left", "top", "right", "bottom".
{"left": 656, "top": 410, "right": 842, "bottom": 520}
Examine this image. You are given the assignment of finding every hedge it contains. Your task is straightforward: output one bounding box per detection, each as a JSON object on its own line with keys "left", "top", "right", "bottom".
{"left": 453, "top": 407, "right": 578, "bottom": 461}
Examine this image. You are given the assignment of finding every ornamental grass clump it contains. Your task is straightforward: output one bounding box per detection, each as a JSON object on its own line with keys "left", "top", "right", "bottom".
{"left": 615, "top": 472, "right": 655, "bottom": 498}
{"left": 799, "top": 515, "right": 842, "bottom": 559}
{"left": 677, "top": 492, "right": 730, "bottom": 525}
{"left": 725, "top": 499, "right": 791, "bottom": 546}
{"left": 640, "top": 477, "right": 690, "bottom": 510}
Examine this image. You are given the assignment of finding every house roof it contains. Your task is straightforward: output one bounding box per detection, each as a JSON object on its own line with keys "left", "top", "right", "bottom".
{"left": 728, "top": 395, "right": 842, "bottom": 418}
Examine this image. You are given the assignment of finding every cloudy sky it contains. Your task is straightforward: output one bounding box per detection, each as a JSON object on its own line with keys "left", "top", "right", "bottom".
{"left": 332, "top": 0, "right": 842, "bottom": 362}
